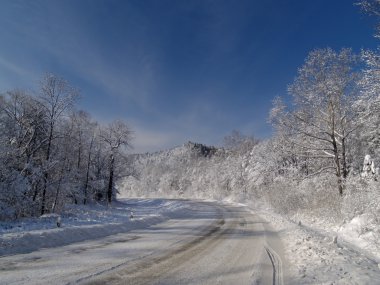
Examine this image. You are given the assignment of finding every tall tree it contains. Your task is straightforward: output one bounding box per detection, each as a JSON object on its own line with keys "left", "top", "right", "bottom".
{"left": 68, "top": 110, "right": 98, "bottom": 204}
{"left": 100, "top": 120, "right": 133, "bottom": 203}
{"left": 0, "top": 91, "right": 47, "bottom": 217}
{"left": 38, "top": 73, "right": 78, "bottom": 214}
{"left": 270, "top": 48, "right": 362, "bottom": 195}
{"left": 355, "top": 50, "right": 380, "bottom": 164}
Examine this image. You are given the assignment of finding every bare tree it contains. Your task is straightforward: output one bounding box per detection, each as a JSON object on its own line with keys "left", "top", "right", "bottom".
{"left": 354, "top": 50, "right": 380, "bottom": 166}
{"left": 356, "top": 0, "right": 380, "bottom": 37}
{"left": 38, "top": 73, "right": 79, "bottom": 214}
{"left": 100, "top": 120, "right": 133, "bottom": 203}
{"left": 68, "top": 110, "right": 98, "bottom": 204}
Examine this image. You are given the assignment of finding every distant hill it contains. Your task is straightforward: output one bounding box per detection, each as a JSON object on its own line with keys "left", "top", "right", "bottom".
{"left": 118, "top": 141, "right": 250, "bottom": 199}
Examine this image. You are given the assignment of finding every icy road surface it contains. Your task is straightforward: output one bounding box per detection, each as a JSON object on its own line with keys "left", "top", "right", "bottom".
{"left": 0, "top": 200, "right": 287, "bottom": 285}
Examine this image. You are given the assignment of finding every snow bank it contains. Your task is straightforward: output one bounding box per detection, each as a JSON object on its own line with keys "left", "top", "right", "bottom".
{"left": 338, "top": 214, "right": 380, "bottom": 261}
{"left": 235, "top": 201, "right": 380, "bottom": 284}
{"left": 0, "top": 199, "right": 190, "bottom": 256}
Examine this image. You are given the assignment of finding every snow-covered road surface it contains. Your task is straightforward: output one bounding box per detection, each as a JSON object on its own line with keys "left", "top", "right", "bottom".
{"left": 0, "top": 200, "right": 287, "bottom": 285}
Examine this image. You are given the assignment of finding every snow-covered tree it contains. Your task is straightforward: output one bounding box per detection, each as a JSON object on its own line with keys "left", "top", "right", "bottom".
{"left": 0, "top": 90, "right": 46, "bottom": 218}
{"left": 361, "top": 154, "right": 377, "bottom": 178}
{"left": 100, "top": 120, "right": 133, "bottom": 203}
{"left": 0, "top": 74, "right": 133, "bottom": 220}
{"left": 355, "top": 50, "right": 380, "bottom": 166}
{"left": 38, "top": 73, "right": 79, "bottom": 214}
{"left": 65, "top": 110, "right": 99, "bottom": 205}
{"left": 223, "top": 130, "right": 259, "bottom": 153}
{"left": 357, "top": 0, "right": 380, "bottom": 37}
{"left": 270, "top": 48, "right": 363, "bottom": 195}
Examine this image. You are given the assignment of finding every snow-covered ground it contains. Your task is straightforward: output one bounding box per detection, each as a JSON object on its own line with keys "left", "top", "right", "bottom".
{"left": 0, "top": 199, "right": 190, "bottom": 257}
{"left": 1, "top": 198, "right": 380, "bottom": 284}
{"left": 231, "top": 199, "right": 380, "bottom": 284}
{"left": 121, "top": 142, "right": 380, "bottom": 284}
{"left": 0, "top": 198, "right": 284, "bottom": 285}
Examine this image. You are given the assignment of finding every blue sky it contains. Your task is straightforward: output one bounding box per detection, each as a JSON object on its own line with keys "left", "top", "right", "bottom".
{"left": 0, "top": 0, "right": 378, "bottom": 153}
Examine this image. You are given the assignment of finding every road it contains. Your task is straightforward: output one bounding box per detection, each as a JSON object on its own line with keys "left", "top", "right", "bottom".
{"left": 0, "top": 200, "right": 287, "bottom": 285}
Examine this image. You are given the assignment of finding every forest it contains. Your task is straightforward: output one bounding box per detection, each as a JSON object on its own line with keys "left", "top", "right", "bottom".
{"left": 0, "top": 74, "right": 133, "bottom": 219}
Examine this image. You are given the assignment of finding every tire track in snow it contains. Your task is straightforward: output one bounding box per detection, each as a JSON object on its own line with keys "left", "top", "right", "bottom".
{"left": 265, "top": 245, "right": 284, "bottom": 285}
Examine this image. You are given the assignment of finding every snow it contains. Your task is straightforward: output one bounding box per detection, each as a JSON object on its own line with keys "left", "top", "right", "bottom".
{"left": 121, "top": 141, "right": 380, "bottom": 283}
{"left": 362, "top": 154, "right": 376, "bottom": 178}
{"left": 228, "top": 199, "right": 380, "bottom": 284}
{"left": 338, "top": 214, "right": 380, "bottom": 261}
{"left": 1, "top": 196, "right": 380, "bottom": 284}
{"left": 0, "top": 199, "right": 234, "bottom": 285}
{"left": 0, "top": 199, "right": 190, "bottom": 257}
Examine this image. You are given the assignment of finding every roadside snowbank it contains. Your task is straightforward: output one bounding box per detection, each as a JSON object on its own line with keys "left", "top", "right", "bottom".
{"left": 0, "top": 199, "right": 189, "bottom": 257}
{"left": 338, "top": 214, "right": 380, "bottom": 260}
{"left": 229, "top": 199, "right": 380, "bottom": 284}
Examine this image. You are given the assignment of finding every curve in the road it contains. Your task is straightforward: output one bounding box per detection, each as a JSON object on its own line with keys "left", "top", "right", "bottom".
{"left": 83, "top": 201, "right": 287, "bottom": 285}
{"left": 0, "top": 200, "right": 287, "bottom": 285}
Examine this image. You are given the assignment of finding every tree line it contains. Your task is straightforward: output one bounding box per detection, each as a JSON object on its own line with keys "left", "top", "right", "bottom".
{"left": 0, "top": 74, "right": 132, "bottom": 219}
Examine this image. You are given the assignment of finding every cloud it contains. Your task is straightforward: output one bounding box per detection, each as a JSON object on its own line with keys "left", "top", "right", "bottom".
{"left": 0, "top": 56, "right": 30, "bottom": 77}
{"left": 0, "top": 1, "right": 159, "bottom": 113}
{"left": 0, "top": 1, "right": 274, "bottom": 154}
{"left": 0, "top": 55, "right": 39, "bottom": 92}
{"left": 130, "top": 125, "right": 180, "bottom": 154}
{"left": 128, "top": 98, "right": 227, "bottom": 153}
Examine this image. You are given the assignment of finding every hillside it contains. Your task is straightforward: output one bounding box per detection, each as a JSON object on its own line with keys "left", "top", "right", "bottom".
{"left": 120, "top": 141, "right": 249, "bottom": 199}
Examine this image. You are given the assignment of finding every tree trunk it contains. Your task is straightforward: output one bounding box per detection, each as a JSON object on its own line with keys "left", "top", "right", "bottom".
{"left": 83, "top": 137, "right": 94, "bottom": 205}
{"left": 77, "top": 133, "right": 82, "bottom": 169}
{"left": 41, "top": 173, "right": 48, "bottom": 215}
{"left": 329, "top": 102, "right": 344, "bottom": 196}
{"left": 342, "top": 137, "right": 348, "bottom": 179}
{"left": 107, "top": 153, "right": 115, "bottom": 204}
{"left": 52, "top": 174, "right": 63, "bottom": 213}
{"left": 332, "top": 138, "right": 343, "bottom": 196}
{"left": 32, "top": 180, "right": 39, "bottom": 201}
{"left": 41, "top": 123, "right": 54, "bottom": 215}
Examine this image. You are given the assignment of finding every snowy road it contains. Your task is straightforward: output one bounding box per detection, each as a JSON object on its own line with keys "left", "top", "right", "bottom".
{"left": 0, "top": 200, "right": 287, "bottom": 285}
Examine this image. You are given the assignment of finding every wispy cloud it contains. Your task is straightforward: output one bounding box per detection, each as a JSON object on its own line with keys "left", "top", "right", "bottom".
{"left": 0, "top": 56, "right": 29, "bottom": 77}
{"left": 0, "top": 1, "right": 159, "bottom": 112}
{"left": 131, "top": 125, "right": 179, "bottom": 153}
{"left": 2, "top": 0, "right": 323, "bottom": 153}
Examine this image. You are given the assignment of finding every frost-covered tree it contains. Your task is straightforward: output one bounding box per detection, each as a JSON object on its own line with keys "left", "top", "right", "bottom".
{"left": 0, "top": 74, "right": 134, "bottom": 220}
{"left": 0, "top": 91, "right": 46, "bottom": 218}
{"left": 270, "top": 48, "right": 363, "bottom": 195}
{"left": 64, "top": 110, "right": 99, "bottom": 205}
{"left": 357, "top": 0, "right": 380, "bottom": 37}
{"left": 362, "top": 154, "right": 377, "bottom": 178}
{"left": 355, "top": 50, "right": 380, "bottom": 165}
{"left": 100, "top": 120, "right": 133, "bottom": 203}
{"left": 38, "top": 73, "right": 79, "bottom": 214}
{"left": 223, "top": 130, "right": 259, "bottom": 153}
